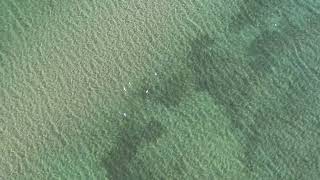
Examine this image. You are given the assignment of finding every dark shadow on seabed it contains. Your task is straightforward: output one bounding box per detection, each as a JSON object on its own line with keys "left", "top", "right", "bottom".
{"left": 228, "top": 0, "right": 285, "bottom": 32}
{"left": 101, "top": 66, "right": 191, "bottom": 179}
{"left": 103, "top": 115, "right": 166, "bottom": 180}
{"left": 186, "top": 2, "right": 320, "bottom": 179}
{"left": 102, "top": 1, "right": 320, "bottom": 178}
{"left": 101, "top": 58, "right": 194, "bottom": 179}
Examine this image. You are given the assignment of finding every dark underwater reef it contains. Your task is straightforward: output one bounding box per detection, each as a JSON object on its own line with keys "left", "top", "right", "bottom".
{"left": 102, "top": 1, "right": 320, "bottom": 179}
{"left": 103, "top": 117, "right": 165, "bottom": 180}
{"left": 101, "top": 65, "right": 192, "bottom": 179}
{"left": 187, "top": 3, "right": 320, "bottom": 179}
{"left": 229, "top": 0, "right": 285, "bottom": 32}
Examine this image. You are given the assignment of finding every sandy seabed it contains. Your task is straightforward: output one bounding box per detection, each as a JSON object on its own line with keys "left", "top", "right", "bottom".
{"left": 1, "top": 0, "right": 320, "bottom": 179}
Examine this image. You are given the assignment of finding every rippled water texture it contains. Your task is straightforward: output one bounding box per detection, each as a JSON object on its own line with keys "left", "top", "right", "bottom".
{"left": 1, "top": 0, "right": 320, "bottom": 179}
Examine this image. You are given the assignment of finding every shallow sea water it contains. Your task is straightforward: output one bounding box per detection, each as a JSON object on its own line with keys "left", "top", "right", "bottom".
{"left": 1, "top": 0, "right": 320, "bottom": 179}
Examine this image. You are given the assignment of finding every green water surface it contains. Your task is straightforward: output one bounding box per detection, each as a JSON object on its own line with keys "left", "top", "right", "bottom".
{"left": 1, "top": 0, "right": 320, "bottom": 179}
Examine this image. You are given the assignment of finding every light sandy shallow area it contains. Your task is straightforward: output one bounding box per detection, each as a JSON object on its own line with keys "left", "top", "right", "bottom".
{"left": 1, "top": 0, "right": 320, "bottom": 179}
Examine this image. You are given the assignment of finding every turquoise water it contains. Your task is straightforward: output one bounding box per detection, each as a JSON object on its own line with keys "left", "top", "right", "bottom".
{"left": 1, "top": 0, "right": 320, "bottom": 179}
